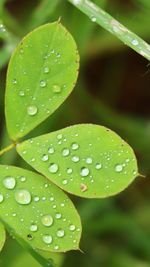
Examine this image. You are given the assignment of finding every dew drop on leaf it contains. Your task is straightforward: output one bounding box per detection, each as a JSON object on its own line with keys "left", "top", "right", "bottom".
{"left": 62, "top": 148, "right": 70, "bottom": 157}
{"left": 30, "top": 224, "right": 38, "bottom": 232}
{"left": 69, "top": 224, "right": 76, "bottom": 231}
{"left": 115, "top": 164, "right": 123, "bottom": 172}
{"left": 27, "top": 105, "right": 38, "bottom": 116}
{"left": 52, "top": 84, "right": 61, "bottom": 93}
{"left": 43, "top": 66, "right": 49, "bottom": 73}
{"left": 49, "top": 163, "right": 59, "bottom": 173}
{"left": 0, "top": 194, "right": 4, "bottom": 203}
{"left": 57, "top": 229, "right": 65, "bottom": 238}
{"left": 95, "top": 163, "right": 102, "bottom": 170}
{"left": 41, "top": 154, "right": 49, "bottom": 162}
{"left": 71, "top": 143, "right": 79, "bottom": 150}
{"left": 41, "top": 215, "right": 53, "bottom": 227}
{"left": 15, "top": 189, "right": 31, "bottom": 205}
{"left": 48, "top": 147, "right": 55, "bottom": 154}
{"left": 40, "top": 80, "right": 47, "bottom": 88}
{"left": 3, "top": 177, "right": 16, "bottom": 189}
{"left": 42, "top": 235, "right": 53, "bottom": 244}
{"left": 80, "top": 167, "right": 90, "bottom": 177}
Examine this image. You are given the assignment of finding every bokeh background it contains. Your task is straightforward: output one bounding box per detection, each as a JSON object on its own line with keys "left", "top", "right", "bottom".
{"left": 1, "top": 0, "right": 150, "bottom": 266}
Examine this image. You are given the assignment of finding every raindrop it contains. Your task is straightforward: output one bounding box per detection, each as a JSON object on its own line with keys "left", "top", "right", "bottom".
{"left": 69, "top": 224, "right": 76, "bottom": 231}
{"left": 12, "top": 79, "right": 17, "bottom": 84}
{"left": 27, "top": 105, "right": 38, "bottom": 116}
{"left": 34, "top": 196, "right": 40, "bottom": 202}
{"left": 48, "top": 147, "right": 55, "bottom": 154}
{"left": 42, "top": 154, "right": 49, "bottom": 162}
{"left": 95, "top": 163, "right": 102, "bottom": 170}
{"left": 0, "top": 194, "right": 4, "bottom": 203}
{"left": 19, "top": 90, "right": 25, "bottom": 96}
{"left": 67, "top": 168, "right": 73, "bottom": 174}
{"left": 115, "top": 164, "right": 123, "bottom": 172}
{"left": 85, "top": 157, "right": 93, "bottom": 164}
{"left": 80, "top": 167, "right": 90, "bottom": 177}
{"left": 57, "top": 229, "right": 65, "bottom": 238}
{"left": 20, "top": 176, "right": 26, "bottom": 182}
{"left": 30, "top": 224, "right": 38, "bottom": 232}
{"left": 132, "top": 39, "right": 139, "bottom": 46}
{"left": 3, "top": 177, "right": 16, "bottom": 189}
{"left": 62, "top": 148, "right": 70, "bottom": 157}
{"left": 43, "top": 66, "right": 49, "bottom": 73}
{"left": 55, "top": 213, "right": 62, "bottom": 219}
{"left": 62, "top": 179, "right": 68, "bottom": 185}
{"left": 41, "top": 215, "right": 53, "bottom": 227}
{"left": 72, "top": 155, "right": 80, "bottom": 162}
{"left": 49, "top": 163, "right": 59, "bottom": 173}
{"left": 57, "top": 134, "right": 63, "bottom": 140}
{"left": 15, "top": 189, "right": 31, "bottom": 205}
{"left": 71, "top": 143, "right": 79, "bottom": 150}
{"left": 91, "top": 16, "right": 96, "bottom": 22}
{"left": 40, "top": 80, "right": 47, "bottom": 88}
{"left": 52, "top": 84, "right": 61, "bottom": 93}
{"left": 42, "top": 235, "right": 53, "bottom": 244}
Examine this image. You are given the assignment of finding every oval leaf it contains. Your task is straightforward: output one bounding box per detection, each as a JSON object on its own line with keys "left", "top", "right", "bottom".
{"left": 0, "top": 221, "right": 6, "bottom": 252}
{"left": 16, "top": 124, "right": 138, "bottom": 198}
{"left": 5, "top": 22, "right": 79, "bottom": 141}
{"left": 0, "top": 165, "right": 81, "bottom": 252}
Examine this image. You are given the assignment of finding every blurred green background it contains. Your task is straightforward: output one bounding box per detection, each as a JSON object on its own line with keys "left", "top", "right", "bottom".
{"left": 0, "top": 0, "right": 150, "bottom": 266}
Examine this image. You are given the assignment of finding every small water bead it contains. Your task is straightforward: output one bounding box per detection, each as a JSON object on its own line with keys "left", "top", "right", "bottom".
{"left": 12, "top": 79, "right": 17, "bottom": 84}
{"left": 73, "top": 0, "right": 81, "bottom": 5}
{"left": 34, "top": 196, "right": 40, "bottom": 202}
{"left": 54, "top": 245, "right": 59, "bottom": 250}
{"left": 62, "top": 179, "right": 68, "bottom": 185}
{"left": 49, "top": 163, "right": 59, "bottom": 173}
{"left": 52, "top": 84, "right": 61, "bottom": 93}
{"left": 95, "top": 163, "right": 102, "bottom": 170}
{"left": 50, "top": 197, "right": 54, "bottom": 201}
{"left": 115, "top": 164, "right": 123, "bottom": 172}
{"left": 30, "top": 224, "right": 38, "bottom": 232}
{"left": 19, "top": 90, "right": 25, "bottom": 96}
{"left": 42, "top": 235, "right": 53, "bottom": 244}
{"left": 69, "top": 224, "right": 76, "bottom": 231}
{"left": 20, "top": 176, "right": 26, "bottom": 182}
{"left": 0, "top": 194, "right": 4, "bottom": 203}
{"left": 57, "top": 229, "right": 65, "bottom": 238}
{"left": 55, "top": 213, "right": 62, "bottom": 219}
{"left": 44, "top": 66, "right": 49, "bottom": 73}
{"left": 67, "top": 168, "right": 73, "bottom": 174}
{"left": 71, "top": 143, "right": 79, "bottom": 150}
{"left": 3, "top": 177, "right": 16, "bottom": 189}
{"left": 27, "top": 105, "right": 38, "bottom": 116}
{"left": 57, "top": 134, "right": 63, "bottom": 140}
{"left": 132, "top": 39, "right": 139, "bottom": 46}
{"left": 62, "top": 148, "right": 70, "bottom": 157}
{"left": 72, "top": 156, "right": 80, "bottom": 162}
{"left": 91, "top": 16, "right": 96, "bottom": 22}
{"left": 41, "top": 215, "right": 53, "bottom": 227}
{"left": 86, "top": 157, "right": 93, "bottom": 164}
{"left": 42, "top": 154, "right": 49, "bottom": 162}
{"left": 48, "top": 147, "right": 55, "bottom": 154}
{"left": 80, "top": 167, "right": 90, "bottom": 177}
{"left": 15, "top": 189, "right": 31, "bottom": 205}
{"left": 40, "top": 80, "right": 47, "bottom": 88}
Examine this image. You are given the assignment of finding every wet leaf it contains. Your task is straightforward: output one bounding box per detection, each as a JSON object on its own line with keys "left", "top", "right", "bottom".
{"left": 5, "top": 22, "right": 79, "bottom": 141}
{"left": 0, "top": 221, "right": 6, "bottom": 252}
{"left": 0, "top": 165, "right": 81, "bottom": 252}
{"left": 17, "top": 124, "right": 138, "bottom": 198}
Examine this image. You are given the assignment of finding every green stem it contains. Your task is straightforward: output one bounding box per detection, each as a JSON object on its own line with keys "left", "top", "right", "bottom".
{"left": 68, "top": 0, "right": 150, "bottom": 61}
{"left": 0, "top": 143, "right": 15, "bottom": 156}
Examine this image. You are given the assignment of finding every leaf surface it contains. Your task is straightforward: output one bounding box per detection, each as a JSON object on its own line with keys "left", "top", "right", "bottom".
{"left": 17, "top": 124, "right": 138, "bottom": 198}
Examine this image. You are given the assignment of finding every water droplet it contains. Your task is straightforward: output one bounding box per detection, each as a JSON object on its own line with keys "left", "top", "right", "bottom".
{"left": 55, "top": 213, "right": 62, "bottom": 219}
{"left": 80, "top": 167, "right": 89, "bottom": 177}
{"left": 115, "top": 164, "right": 123, "bottom": 172}
{"left": 62, "top": 179, "right": 68, "bottom": 185}
{"left": 34, "top": 196, "right": 40, "bottom": 202}
{"left": 52, "top": 84, "right": 61, "bottom": 93}
{"left": 49, "top": 163, "right": 59, "bottom": 173}
{"left": 62, "top": 148, "right": 70, "bottom": 157}
{"left": 15, "top": 189, "right": 31, "bottom": 205}
{"left": 67, "top": 168, "right": 73, "bottom": 174}
{"left": 57, "top": 134, "right": 63, "bottom": 140}
{"left": 42, "top": 154, "right": 49, "bottom": 162}
{"left": 40, "top": 80, "right": 47, "bottom": 88}
{"left": 19, "top": 90, "right": 25, "bottom": 96}
{"left": 91, "top": 16, "right": 96, "bottom": 22}
{"left": 85, "top": 157, "right": 93, "bottom": 164}
{"left": 12, "top": 79, "right": 17, "bottom": 84}
{"left": 71, "top": 143, "right": 79, "bottom": 150}
{"left": 48, "top": 147, "right": 55, "bottom": 154}
{"left": 132, "top": 39, "right": 139, "bottom": 46}
{"left": 42, "top": 235, "right": 53, "bottom": 244}
{"left": 95, "top": 163, "right": 102, "bottom": 170}
{"left": 73, "top": 0, "right": 81, "bottom": 5}
{"left": 57, "top": 229, "right": 65, "bottom": 238}
{"left": 0, "top": 194, "right": 4, "bottom": 203}
{"left": 30, "top": 224, "right": 38, "bottom": 232}
{"left": 3, "top": 177, "right": 16, "bottom": 189}
{"left": 69, "top": 224, "right": 76, "bottom": 231}
{"left": 27, "top": 105, "right": 38, "bottom": 116}
{"left": 41, "top": 215, "right": 53, "bottom": 227}
{"left": 20, "top": 176, "right": 26, "bottom": 182}
{"left": 44, "top": 66, "right": 49, "bottom": 73}
{"left": 72, "top": 155, "right": 80, "bottom": 162}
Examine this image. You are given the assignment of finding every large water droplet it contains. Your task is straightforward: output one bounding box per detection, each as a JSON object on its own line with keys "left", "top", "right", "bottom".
{"left": 3, "top": 177, "right": 16, "bottom": 189}
{"left": 0, "top": 194, "right": 4, "bottom": 203}
{"left": 30, "top": 224, "right": 38, "bottom": 232}
{"left": 42, "top": 235, "right": 53, "bottom": 244}
{"left": 41, "top": 215, "right": 53, "bottom": 227}
{"left": 57, "top": 229, "right": 65, "bottom": 238}
{"left": 115, "top": 164, "right": 123, "bottom": 172}
{"left": 40, "top": 80, "right": 47, "bottom": 88}
{"left": 52, "top": 84, "right": 61, "bottom": 93}
{"left": 19, "top": 90, "right": 25, "bottom": 97}
{"left": 62, "top": 148, "right": 70, "bottom": 157}
{"left": 27, "top": 105, "right": 38, "bottom": 116}
{"left": 80, "top": 167, "right": 89, "bottom": 177}
{"left": 49, "top": 163, "right": 59, "bottom": 173}
{"left": 15, "top": 189, "right": 31, "bottom": 205}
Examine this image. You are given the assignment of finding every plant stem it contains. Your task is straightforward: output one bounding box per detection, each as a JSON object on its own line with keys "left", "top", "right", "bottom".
{"left": 68, "top": 0, "right": 150, "bottom": 61}
{"left": 0, "top": 143, "right": 15, "bottom": 156}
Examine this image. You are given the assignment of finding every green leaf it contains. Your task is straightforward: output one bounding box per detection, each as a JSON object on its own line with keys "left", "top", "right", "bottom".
{"left": 0, "top": 221, "right": 6, "bottom": 252}
{"left": 17, "top": 124, "right": 138, "bottom": 198}
{"left": 5, "top": 22, "right": 79, "bottom": 141}
{"left": 0, "top": 165, "right": 81, "bottom": 252}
